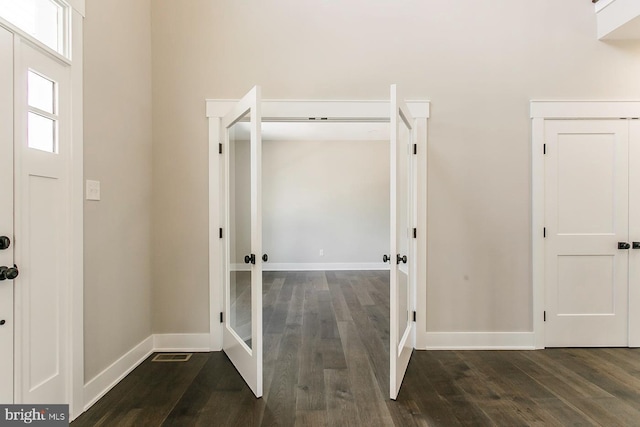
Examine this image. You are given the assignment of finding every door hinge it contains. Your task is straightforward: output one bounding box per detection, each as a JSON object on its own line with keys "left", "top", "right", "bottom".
{"left": 219, "top": 143, "right": 223, "bottom": 154}
{"left": 220, "top": 312, "right": 224, "bottom": 323}
{"left": 413, "top": 228, "right": 417, "bottom": 239}
{"left": 219, "top": 228, "right": 223, "bottom": 239}
{"left": 413, "top": 144, "right": 417, "bottom": 155}
{"left": 412, "top": 311, "right": 417, "bottom": 322}
{"left": 543, "top": 144, "right": 546, "bottom": 155}
{"left": 543, "top": 227, "right": 546, "bottom": 238}
{"left": 543, "top": 311, "right": 546, "bottom": 322}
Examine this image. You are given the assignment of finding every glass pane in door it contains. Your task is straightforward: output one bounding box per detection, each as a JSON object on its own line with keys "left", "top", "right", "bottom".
{"left": 397, "top": 110, "right": 411, "bottom": 343}
{"left": 228, "top": 114, "right": 252, "bottom": 349}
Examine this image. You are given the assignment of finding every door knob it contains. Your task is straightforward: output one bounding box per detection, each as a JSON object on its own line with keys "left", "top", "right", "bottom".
{"left": 244, "top": 254, "right": 256, "bottom": 264}
{"left": 383, "top": 254, "right": 390, "bottom": 263}
{"left": 0, "top": 265, "right": 19, "bottom": 281}
{"left": 262, "top": 254, "right": 268, "bottom": 262}
{"left": 633, "top": 242, "right": 640, "bottom": 249}
{"left": 618, "top": 242, "right": 631, "bottom": 250}
{"left": 397, "top": 254, "right": 407, "bottom": 264}
{"left": 0, "top": 236, "right": 9, "bottom": 250}
{"left": 0, "top": 320, "right": 5, "bottom": 326}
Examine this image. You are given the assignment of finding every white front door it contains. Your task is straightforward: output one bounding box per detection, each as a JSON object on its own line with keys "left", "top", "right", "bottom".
{"left": 14, "top": 41, "right": 71, "bottom": 403}
{"left": 544, "top": 120, "right": 629, "bottom": 347}
{"left": 222, "top": 86, "right": 263, "bottom": 398}
{"left": 389, "top": 85, "right": 416, "bottom": 399}
{"left": 0, "top": 25, "right": 15, "bottom": 404}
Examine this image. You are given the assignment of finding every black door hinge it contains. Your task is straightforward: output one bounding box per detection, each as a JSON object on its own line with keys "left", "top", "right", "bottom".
{"left": 220, "top": 312, "right": 224, "bottom": 323}
{"left": 413, "top": 144, "right": 417, "bottom": 155}
{"left": 543, "top": 311, "right": 546, "bottom": 322}
{"left": 219, "top": 228, "right": 223, "bottom": 239}
{"left": 543, "top": 144, "right": 546, "bottom": 155}
{"left": 543, "top": 228, "right": 546, "bottom": 238}
{"left": 219, "top": 143, "right": 223, "bottom": 154}
{"left": 413, "top": 228, "right": 417, "bottom": 239}
{"left": 412, "top": 311, "right": 417, "bottom": 322}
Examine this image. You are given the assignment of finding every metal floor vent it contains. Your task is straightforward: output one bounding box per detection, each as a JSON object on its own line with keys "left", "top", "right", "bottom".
{"left": 152, "top": 353, "right": 192, "bottom": 362}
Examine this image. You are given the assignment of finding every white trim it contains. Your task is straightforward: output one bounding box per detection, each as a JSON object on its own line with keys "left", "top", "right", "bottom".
{"left": 207, "top": 99, "right": 430, "bottom": 120}
{"left": 264, "top": 262, "right": 390, "bottom": 271}
{"left": 423, "top": 332, "right": 536, "bottom": 350}
{"left": 66, "top": 0, "right": 85, "bottom": 17}
{"left": 531, "top": 100, "right": 640, "bottom": 349}
{"left": 595, "top": 0, "right": 616, "bottom": 13}
{"left": 82, "top": 336, "right": 153, "bottom": 414}
{"left": 153, "top": 333, "right": 212, "bottom": 352}
{"left": 69, "top": 8, "right": 84, "bottom": 419}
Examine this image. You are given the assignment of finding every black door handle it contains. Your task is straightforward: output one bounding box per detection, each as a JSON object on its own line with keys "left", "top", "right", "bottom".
{"left": 619, "top": 242, "right": 631, "bottom": 250}
{"left": 383, "top": 254, "right": 390, "bottom": 263}
{"left": 262, "top": 254, "right": 268, "bottom": 262}
{"left": 0, "top": 265, "right": 19, "bottom": 281}
{"left": 633, "top": 242, "right": 640, "bottom": 249}
{"left": 244, "top": 254, "right": 256, "bottom": 264}
{"left": 0, "top": 236, "right": 9, "bottom": 250}
{"left": 397, "top": 254, "right": 407, "bottom": 264}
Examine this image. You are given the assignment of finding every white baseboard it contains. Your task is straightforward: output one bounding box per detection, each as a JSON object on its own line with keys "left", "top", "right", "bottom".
{"left": 153, "top": 333, "right": 211, "bottom": 352}
{"left": 265, "top": 262, "right": 390, "bottom": 271}
{"left": 83, "top": 335, "right": 154, "bottom": 411}
{"left": 422, "top": 332, "right": 536, "bottom": 350}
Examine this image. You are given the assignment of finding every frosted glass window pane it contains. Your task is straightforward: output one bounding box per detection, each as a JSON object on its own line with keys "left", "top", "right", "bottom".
{"left": 28, "top": 112, "right": 55, "bottom": 153}
{"left": 28, "top": 71, "right": 54, "bottom": 113}
{"left": 0, "top": 0, "right": 63, "bottom": 53}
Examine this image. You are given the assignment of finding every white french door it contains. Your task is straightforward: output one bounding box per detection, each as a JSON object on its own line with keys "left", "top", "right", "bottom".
{"left": 222, "top": 86, "right": 263, "bottom": 398}
{"left": 0, "top": 25, "right": 14, "bottom": 404}
{"left": 389, "top": 85, "right": 416, "bottom": 399}
{"left": 544, "top": 120, "right": 630, "bottom": 347}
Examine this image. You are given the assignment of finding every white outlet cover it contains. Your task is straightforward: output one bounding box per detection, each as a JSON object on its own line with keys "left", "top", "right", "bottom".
{"left": 86, "top": 180, "right": 101, "bottom": 201}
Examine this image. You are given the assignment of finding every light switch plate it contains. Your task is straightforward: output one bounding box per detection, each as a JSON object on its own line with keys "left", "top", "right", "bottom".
{"left": 86, "top": 180, "right": 101, "bottom": 201}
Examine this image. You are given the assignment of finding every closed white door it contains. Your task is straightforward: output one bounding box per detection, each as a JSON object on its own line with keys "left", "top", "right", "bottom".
{"left": 0, "top": 25, "right": 15, "bottom": 404}
{"left": 222, "top": 86, "right": 263, "bottom": 398}
{"left": 14, "top": 41, "right": 71, "bottom": 403}
{"left": 389, "top": 84, "right": 415, "bottom": 399}
{"left": 544, "top": 120, "right": 629, "bottom": 347}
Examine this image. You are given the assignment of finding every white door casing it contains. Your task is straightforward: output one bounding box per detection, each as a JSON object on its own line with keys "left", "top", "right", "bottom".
{"left": 389, "top": 85, "right": 416, "bottom": 399}
{"left": 221, "top": 86, "right": 263, "bottom": 398}
{"left": 531, "top": 101, "right": 640, "bottom": 349}
{"left": 14, "top": 41, "right": 71, "bottom": 403}
{"left": 0, "top": 25, "right": 14, "bottom": 405}
{"left": 544, "top": 120, "right": 629, "bottom": 347}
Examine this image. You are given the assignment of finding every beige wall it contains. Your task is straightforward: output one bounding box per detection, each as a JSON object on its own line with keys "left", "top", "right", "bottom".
{"left": 84, "top": 0, "right": 153, "bottom": 380}
{"left": 150, "top": 0, "right": 640, "bottom": 334}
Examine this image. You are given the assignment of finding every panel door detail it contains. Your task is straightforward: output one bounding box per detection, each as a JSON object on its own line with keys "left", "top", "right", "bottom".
{"left": 389, "top": 85, "right": 416, "bottom": 399}
{"left": 222, "top": 86, "right": 263, "bottom": 398}
{"left": 544, "top": 120, "right": 629, "bottom": 347}
{"left": 14, "top": 42, "right": 71, "bottom": 403}
{"left": 0, "top": 25, "right": 15, "bottom": 404}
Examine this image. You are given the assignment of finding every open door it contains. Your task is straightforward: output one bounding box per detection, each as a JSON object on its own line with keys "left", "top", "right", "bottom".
{"left": 222, "top": 86, "right": 263, "bottom": 398}
{"left": 389, "top": 84, "right": 416, "bottom": 400}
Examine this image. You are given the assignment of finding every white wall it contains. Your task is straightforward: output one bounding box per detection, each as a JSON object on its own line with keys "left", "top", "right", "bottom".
{"left": 262, "top": 139, "right": 389, "bottom": 266}
{"left": 84, "top": 0, "right": 153, "bottom": 381}
{"left": 150, "top": 0, "right": 640, "bottom": 334}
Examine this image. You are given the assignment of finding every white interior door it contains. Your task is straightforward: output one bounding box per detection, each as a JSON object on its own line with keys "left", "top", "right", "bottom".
{"left": 222, "top": 86, "right": 263, "bottom": 398}
{"left": 14, "top": 41, "right": 71, "bottom": 403}
{"left": 0, "top": 25, "right": 14, "bottom": 404}
{"left": 389, "top": 84, "right": 415, "bottom": 399}
{"left": 544, "top": 120, "right": 629, "bottom": 347}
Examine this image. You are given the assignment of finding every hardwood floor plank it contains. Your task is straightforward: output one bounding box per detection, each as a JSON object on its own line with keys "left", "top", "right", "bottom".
{"left": 324, "top": 369, "right": 361, "bottom": 426}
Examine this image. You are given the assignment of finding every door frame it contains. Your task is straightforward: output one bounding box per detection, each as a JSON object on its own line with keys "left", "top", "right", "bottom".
{"left": 531, "top": 101, "right": 640, "bottom": 349}
{"left": 0, "top": 2, "right": 84, "bottom": 418}
{"left": 207, "top": 98, "right": 430, "bottom": 351}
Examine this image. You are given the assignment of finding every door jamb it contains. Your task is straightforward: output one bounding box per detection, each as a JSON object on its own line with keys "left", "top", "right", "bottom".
{"left": 530, "top": 100, "right": 640, "bottom": 349}
{"left": 207, "top": 98, "right": 429, "bottom": 351}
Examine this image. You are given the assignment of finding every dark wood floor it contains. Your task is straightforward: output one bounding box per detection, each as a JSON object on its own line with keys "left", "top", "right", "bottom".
{"left": 73, "top": 271, "right": 640, "bottom": 426}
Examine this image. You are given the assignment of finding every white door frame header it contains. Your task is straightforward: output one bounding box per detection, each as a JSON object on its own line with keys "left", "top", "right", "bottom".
{"left": 531, "top": 100, "right": 640, "bottom": 349}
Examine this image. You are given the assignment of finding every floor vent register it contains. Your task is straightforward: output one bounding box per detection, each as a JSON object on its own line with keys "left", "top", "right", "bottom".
{"left": 152, "top": 353, "right": 193, "bottom": 362}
